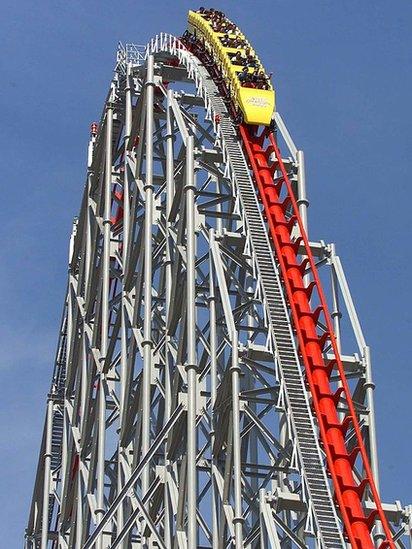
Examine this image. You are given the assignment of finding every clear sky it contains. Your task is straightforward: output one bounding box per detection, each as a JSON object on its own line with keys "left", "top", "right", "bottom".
{"left": 1, "top": 0, "right": 411, "bottom": 546}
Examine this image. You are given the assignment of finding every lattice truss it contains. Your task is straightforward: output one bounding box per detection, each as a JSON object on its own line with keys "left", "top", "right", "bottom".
{"left": 26, "top": 35, "right": 411, "bottom": 549}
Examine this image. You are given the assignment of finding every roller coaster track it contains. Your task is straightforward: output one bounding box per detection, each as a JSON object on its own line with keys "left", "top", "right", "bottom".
{"left": 239, "top": 127, "right": 394, "bottom": 549}
{"left": 25, "top": 31, "right": 410, "bottom": 549}
{"left": 196, "top": 60, "right": 344, "bottom": 547}
{"left": 186, "top": 31, "right": 394, "bottom": 547}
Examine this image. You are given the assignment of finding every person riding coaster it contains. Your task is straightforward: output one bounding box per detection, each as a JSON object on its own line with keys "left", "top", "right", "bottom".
{"left": 230, "top": 51, "right": 247, "bottom": 66}
{"left": 221, "top": 35, "right": 245, "bottom": 49}
{"left": 237, "top": 66, "right": 272, "bottom": 89}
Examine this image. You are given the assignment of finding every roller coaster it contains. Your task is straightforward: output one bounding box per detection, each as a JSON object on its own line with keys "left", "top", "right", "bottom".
{"left": 26, "top": 8, "right": 411, "bottom": 549}
{"left": 185, "top": 9, "right": 275, "bottom": 125}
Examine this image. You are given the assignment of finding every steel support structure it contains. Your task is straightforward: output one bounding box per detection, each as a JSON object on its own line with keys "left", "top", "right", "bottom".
{"left": 26, "top": 35, "right": 411, "bottom": 548}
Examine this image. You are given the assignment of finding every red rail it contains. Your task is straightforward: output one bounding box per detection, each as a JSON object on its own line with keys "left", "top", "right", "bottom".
{"left": 239, "top": 124, "right": 394, "bottom": 548}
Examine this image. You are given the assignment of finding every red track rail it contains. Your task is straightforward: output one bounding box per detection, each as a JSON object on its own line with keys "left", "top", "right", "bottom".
{"left": 239, "top": 124, "right": 394, "bottom": 548}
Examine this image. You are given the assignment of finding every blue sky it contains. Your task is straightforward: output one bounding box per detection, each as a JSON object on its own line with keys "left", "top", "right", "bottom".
{"left": 1, "top": 0, "right": 411, "bottom": 546}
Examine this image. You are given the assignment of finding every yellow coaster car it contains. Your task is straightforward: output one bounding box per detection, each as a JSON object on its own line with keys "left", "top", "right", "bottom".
{"left": 187, "top": 10, "right": 275, "bottom": 126}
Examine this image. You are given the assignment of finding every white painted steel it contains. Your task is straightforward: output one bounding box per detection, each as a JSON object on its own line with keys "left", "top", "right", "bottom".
{"left": 25, "top": 33, "right": 410, "bottom": 549}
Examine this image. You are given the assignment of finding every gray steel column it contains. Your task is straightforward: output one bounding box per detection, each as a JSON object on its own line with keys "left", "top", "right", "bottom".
{"left": 142, "top": 54, "right": 155, "bottom": 504}
{"left": 120, "top": 63, "right": 132, "bottom": 421}
{"left": 80, "top": 336, "right": 88, "bottom": 439}
{"left": 85, "top": 129, "right": 95, "bottom": 288}
{"left": 231, "top": 330, "right": 244, "bottom": 548}
{"left": 297, "top": 150, "right": 308, "bottom": 232}
{"left": 259, "top": 490, "right": 267, "bottom": 549}
{"left": 330, "top": 244, "right": 344, "bottom": 421}
{"left": 75, "top": 469, "right": 83, "bottom": 546}
{"left": 185, "top": 135, "right": 198, "bottom": 548}
{"left": 208, "top": 236, "right": 218, "bottom": 549}
{"left": 364, "top": 345, "right": 380, "bottom": 493}
{"left": 247, "top": 279, "right": 259, "bottom": 528}
{"left": 117, "top": 62, "right": 132, "bottom": 546}
{"left": 364, "top": 345, "right": 384, "bottom": 542}
{"left": 330, "top": 244, "right": 342, "bottom": 352}
{"left": 163, "top": 89, "right": 174, "bottom": 547}
{"left": 165, "top": 89, "right": 174, "bottom": 422}
{"left": 40, "top": 398, "right": 53, "bottom": 549}
{"left": 96, "top": 87, "right": 114, "bottom": 548}
{"left": 297, "top": 150, "right": 310, "bottom": 297}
